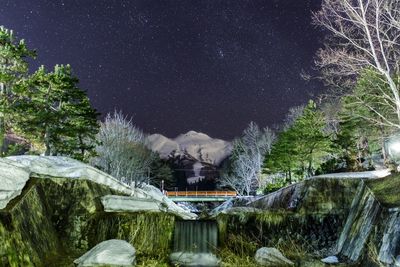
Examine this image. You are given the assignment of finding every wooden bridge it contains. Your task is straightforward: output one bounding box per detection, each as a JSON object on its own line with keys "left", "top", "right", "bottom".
{"left": 165, "top": 190, "right": 237, "bottom": 202}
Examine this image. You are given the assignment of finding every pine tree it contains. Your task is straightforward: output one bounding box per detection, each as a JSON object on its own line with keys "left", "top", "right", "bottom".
{"left": 294, "top": 100, "right": 333, "bottom": 176}
{"left": 265, "top": 100, "right": 333, "bottom": 181}
{"left": 10, "top": 64, "right": 99, "bottom": 161}
{"left": 0, "top": 26, "right": 36, "bottom": 154}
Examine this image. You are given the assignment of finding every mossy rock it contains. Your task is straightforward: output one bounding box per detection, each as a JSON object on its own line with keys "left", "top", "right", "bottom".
{"left": 86, "top": 212, "right": 175, "bottom": 260}
{"left": 366, "top": 173, "right": 400, "bottom": 207}
{"left": 0, "top": 176, "right": 179, "bottom": 266}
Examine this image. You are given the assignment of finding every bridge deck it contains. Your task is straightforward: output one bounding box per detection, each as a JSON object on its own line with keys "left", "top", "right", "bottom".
{"left": 165, "top": 190, "right": 236, "bottom": 202}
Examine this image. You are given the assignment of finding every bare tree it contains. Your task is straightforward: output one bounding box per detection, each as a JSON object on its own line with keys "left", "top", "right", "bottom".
{"left": 313, "top": 0, "right": 400, "bottom": 129}
{"left": 220, "top": 122, "right": 275, "bottom": 195}
{"left": 91, "top": 111, "right": 155, "bottom": 186}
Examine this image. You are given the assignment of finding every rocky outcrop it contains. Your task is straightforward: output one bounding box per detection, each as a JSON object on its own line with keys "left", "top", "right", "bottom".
{"left": 336, "top": 182, "right": 382, "bottom": 262}
{"left": 254, "top": 247, "right": 294, "bottom": 266}
{"left": 74, "top": 239, "right": 136, "bottom": 267}
{"left": 216, "top": 178, "right": 362, "bottom": 264}
{"left": 0, "top": 156, "right": 190, "bottom": 266}
{"left": 1, "top": 156, "right": 196, "bottom": 220}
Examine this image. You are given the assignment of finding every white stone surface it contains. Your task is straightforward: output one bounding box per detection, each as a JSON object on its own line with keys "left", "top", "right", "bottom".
{"left": 101, "top": 195, "right": 164, "bottom": 212}
{"left": 321, "top": 255, "right": 339, "bottom": 264}
{"left": 74, "top": 239, "right": 136, "bottom": 267}
{"left": 255, "top": 247, "right": 294, "bottom": 266}
{"left": 0, "top": 158, "right": 30, "bottom": 209}
{"left": 170, "top": 252, "right": 220, "bottom": 267}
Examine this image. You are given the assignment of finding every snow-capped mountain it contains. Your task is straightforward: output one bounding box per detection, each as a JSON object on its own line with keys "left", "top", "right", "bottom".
{"left": 147, "top": 130, "right": 232, "bottom": 166}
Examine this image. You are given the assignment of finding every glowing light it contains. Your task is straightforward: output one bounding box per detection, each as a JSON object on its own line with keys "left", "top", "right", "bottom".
{"left": 389, "top": 142, "right": 400, "bottom": 154}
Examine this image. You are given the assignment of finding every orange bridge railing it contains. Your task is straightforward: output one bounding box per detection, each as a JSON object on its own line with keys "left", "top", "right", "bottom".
{"left": 165, "top": 191, "right": 237, "bottom": 197}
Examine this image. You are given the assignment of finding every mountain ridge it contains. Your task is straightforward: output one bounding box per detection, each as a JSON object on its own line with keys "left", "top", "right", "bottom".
{"left": 146, "top": 130, "right": 232, "bottom": 166}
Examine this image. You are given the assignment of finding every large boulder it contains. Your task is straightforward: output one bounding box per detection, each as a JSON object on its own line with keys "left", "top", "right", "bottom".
{"left": 5, "top": 156, "right": 132, "bottom": 194}
{"left": 254, "top": 247, "right": 294, "bottom": 266}
{"left": 101, "top": 195, "right": 165, "bottom": 212}
{"left": 1, "top": 156, "right": 197, "bottom": 220}
{"left": 74, "top": 239, "right": 136, "bottom": 267}
{"left": 170, "top": 252, "right": 220, "bottom": 267}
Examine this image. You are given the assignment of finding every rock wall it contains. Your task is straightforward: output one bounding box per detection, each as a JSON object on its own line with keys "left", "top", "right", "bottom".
{"left": 86, "top": 212, "right": 175, "bottom": 260}
{"left": 0, "top": 177, "right": 176, "bottom": 266}
{"left": 0, "top": 179, "right": 59, "bottom": 266}
{"left": 336, "top": 182, "right": 382, "bottom": 262}
{"left": 216, "top": 178, "right": 362, "bottom": 261}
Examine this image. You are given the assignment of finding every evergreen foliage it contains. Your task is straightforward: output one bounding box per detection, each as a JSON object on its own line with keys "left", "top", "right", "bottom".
{"left": 0, "top": 26, "right": 36, "bottom": 154}
{"left": 265, "top": 100, "right": 333, "bottom": 182}
{"left": 9, "top": 65, "right": 99, "bottom": 160}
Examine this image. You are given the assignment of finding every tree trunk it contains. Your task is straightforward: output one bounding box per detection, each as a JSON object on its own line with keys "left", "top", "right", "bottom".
{"left": 0, "top": 82, "right": 6, "bottom": 156}
{"left": 44, "top": 126, "right": 51, "bottom": 156}
{"left": 79, "top": 135, "right": 85, "bottom": 157}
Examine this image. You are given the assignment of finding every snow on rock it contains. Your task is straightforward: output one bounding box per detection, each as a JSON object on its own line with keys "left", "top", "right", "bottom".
{"left": 147, "top": 131, "right": 232, "bottom": 165}
{"left": 5, "top": 155, "right": 132, "bottom": 195}
{"left": 312, "top": 169, "right": 391, "bottom": 179}
{"left": 0, "top": 158, "right": 30, "bottom": 209}
{"left": 74, "top": 239, "right": 136, "bottom": 267}
{"left": 133, "top": 184, "right": 197, "bottom": 220}
{"left": 0, "top": 156, "right": 197, "bottom": 219}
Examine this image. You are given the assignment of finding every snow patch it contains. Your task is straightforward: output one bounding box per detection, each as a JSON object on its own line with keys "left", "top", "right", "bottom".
{"left": 187, "top": 162, "right": 205, "bottom": 184}
{"left": 312, "top": 169, "right": 391, "bottom": 179}
{"left": 147, "top": 131, "right": 232, "bottom": 165}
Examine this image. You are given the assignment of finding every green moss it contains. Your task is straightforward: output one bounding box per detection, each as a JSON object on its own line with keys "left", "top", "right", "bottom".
{"left": 255, "top": 211, "right": 286, "bottom": 226}
{"left": 366, "top": 174, "right": 400, "bottom": 207}
{"left": 0, "top": 180, "right": 59, "bottom": 266}
{"left": 87, "top": 212, "right": 175, "bottom": 261}
{"left": 136, "top": 257, "right": 170, "bottom": 267}
{"left": 298, "top": 178, "right": 360, "bottom": 214}
{"left": 219, "top": 247, "right": 261, "bottom": 267}
{"left": 0, "top": 176, "right": 181, "bottom": 266}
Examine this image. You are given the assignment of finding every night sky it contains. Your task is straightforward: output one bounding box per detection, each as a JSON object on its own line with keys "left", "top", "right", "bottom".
{"left": 1, "top": 0, "right": 325, "bottom": 140}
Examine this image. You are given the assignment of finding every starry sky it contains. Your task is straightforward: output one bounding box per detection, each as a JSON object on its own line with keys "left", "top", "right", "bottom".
{"left": 1, "top": 0, "right": 325, "bottom": 140}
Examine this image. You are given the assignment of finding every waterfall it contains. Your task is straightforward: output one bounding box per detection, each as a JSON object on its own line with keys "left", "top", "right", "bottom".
{"left": 336, "top": 181, "right": 382, "bottom": 262}
{"left": 173, "top": 220, "right": 218, "bottom": 253}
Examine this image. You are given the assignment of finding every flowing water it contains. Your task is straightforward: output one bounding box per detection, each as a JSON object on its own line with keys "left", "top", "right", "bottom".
{"left": 173, "top": 220, "right": 218, "bottom": 253}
